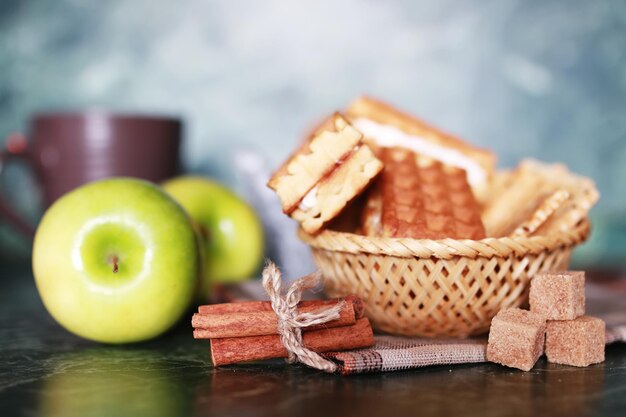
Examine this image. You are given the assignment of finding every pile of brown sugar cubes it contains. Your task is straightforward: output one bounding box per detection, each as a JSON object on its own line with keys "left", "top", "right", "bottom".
{"left": 486, "top": 271, "right": 605, "bottom": 371}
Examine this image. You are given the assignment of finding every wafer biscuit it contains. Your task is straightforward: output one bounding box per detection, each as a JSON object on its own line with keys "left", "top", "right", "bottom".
{"left": 482, "top": 159, "right": 598, "bottom": 237}
{"left": 345, "top": 96, "right": 496, "bottom": 202}
{"left": 483, "top": 170, "right": 514, "bottom": 208}
{"left": 511, "top": 189, "right": 570, "bottom": 237}
{"left": 362, "top": 148, "right": 486, "bottom": 239}
{"left": 268, "top": 114, "right": 383, "bottom": 234}
{"left": 482, "top": 164, "right": 559, "bottom": 237}
{"left": 290, "top": 144, "right": 382, "bottom": 234}
{"left": 524, "top": 160, "right": 599, "bottom": 236}
{"left": 359, "top": 179, "right": 383, "bottom": 236}
{"left": 268, "top": 114, "right": 362, "bottom": 213}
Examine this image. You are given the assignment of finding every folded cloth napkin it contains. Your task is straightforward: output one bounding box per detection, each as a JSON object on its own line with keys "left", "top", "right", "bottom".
{"left": 324, "top": 336, "right": 488, "bottom": 375}
{"left": 324, "top": 281, "right": 626, "bottom": 374}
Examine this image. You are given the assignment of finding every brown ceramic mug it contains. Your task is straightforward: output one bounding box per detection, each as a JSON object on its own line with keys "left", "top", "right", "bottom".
{"left": 0, "top": 111, "right": 182, "bottom": 236}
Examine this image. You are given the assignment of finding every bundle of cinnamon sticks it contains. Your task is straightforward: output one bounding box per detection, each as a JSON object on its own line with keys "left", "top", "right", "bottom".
{"left": 192, "top": 295, "right": 374, "bottom": 366}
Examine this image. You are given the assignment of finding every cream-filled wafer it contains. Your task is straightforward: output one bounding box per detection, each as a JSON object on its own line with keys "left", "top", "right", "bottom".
{"left": 268, "top": 114, "right": 383, "bottom": 234}
{"left": 290, "top": 144, "right": 382, "bottom": 234}
{"left": 345, "top": 96, "right": 495, "bottom": 202}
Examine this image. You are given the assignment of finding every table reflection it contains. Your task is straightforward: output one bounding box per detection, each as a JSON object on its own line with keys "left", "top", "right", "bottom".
{"left": 38, "top": 348, "right": 202, "bottom": 417}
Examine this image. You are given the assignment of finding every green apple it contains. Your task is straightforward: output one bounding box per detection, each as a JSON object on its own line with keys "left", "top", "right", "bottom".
{"left": 162, "top": 176, "right": 264, "bottom": 292}
{"left": 32, "top": 178, "right": 199, "bottom": 343}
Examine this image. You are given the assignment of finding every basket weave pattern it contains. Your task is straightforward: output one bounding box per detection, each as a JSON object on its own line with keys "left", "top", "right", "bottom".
{"left": 299, "top": 222, "right": 589, "bottom": 337}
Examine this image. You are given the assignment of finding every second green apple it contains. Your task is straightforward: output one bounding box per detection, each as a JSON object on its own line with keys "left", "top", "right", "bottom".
{"left": 163, "top": 176, "right": 264, "bottom": 294}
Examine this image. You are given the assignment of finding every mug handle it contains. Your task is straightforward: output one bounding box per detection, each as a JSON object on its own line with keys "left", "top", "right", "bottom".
{"left": 0, "top": 133, "right": 36, "bottom": 237}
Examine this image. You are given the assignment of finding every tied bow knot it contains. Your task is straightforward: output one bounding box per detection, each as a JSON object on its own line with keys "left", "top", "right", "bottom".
{"left": 262, "top": 261, "right": 343, "bottom": 372}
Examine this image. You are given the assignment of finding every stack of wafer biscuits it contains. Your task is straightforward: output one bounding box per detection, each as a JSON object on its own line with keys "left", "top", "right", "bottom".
{"left": 268, "top": 97, "right": 599, "bottom": 240}
{"left": 268, "top": 114, "right": 383, "bottom": 234}
{"left": 482, "top": 159, "right": 599, "bottom": 237}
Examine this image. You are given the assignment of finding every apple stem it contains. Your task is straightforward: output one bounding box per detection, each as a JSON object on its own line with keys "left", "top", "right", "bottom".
{"left": 198, "top": 224, "right": 211, "bottom": 242}
{"left": 110, "top": 255, "right": 119, "bottom": 273}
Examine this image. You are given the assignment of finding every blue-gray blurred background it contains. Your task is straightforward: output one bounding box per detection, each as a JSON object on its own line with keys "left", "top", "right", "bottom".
{"left": 0, "top": 0, "right": 625, "bottom": 266}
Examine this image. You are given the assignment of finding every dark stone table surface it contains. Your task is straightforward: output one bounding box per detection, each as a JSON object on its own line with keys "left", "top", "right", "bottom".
{"left": 2, "top": 261, "right": 626, "bottom": 417}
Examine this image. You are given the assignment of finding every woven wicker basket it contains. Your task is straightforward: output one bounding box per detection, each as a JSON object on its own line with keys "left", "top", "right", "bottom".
{"left": 299, "top": 221, "right": 590, "bottom": 337}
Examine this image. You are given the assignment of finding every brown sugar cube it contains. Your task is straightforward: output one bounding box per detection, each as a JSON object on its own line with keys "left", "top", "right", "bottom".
{"left": 546, "top": 316, "right": 605, "bottom": 367}
{"left": 487, "top": 308, "right": 546, "bottom": 371}
{"left": 529, "top": 271, "right": 585, "bottom": 320}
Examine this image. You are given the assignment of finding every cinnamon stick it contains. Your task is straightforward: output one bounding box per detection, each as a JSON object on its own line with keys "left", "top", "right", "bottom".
{"left": 192, "top": 300, "right": 359, "bottom": 338}
{"left": 209, "top": 318, "right": 374, "bottom": 366}
{"left": 198, "top": 295, "right": 364, "bottom": 317}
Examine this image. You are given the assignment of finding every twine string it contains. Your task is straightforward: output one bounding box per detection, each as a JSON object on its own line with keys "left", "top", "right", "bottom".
{"left": 262, "top": 261, "right": 342, "bottom": 372}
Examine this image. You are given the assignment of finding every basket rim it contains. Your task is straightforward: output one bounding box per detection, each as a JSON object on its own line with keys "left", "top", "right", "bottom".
{"left": 298, "top": 219, "right": 590, "bottom": 260}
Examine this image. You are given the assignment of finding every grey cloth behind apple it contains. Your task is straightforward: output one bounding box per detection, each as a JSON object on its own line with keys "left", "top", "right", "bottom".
{"left": 232, "top": 150, "right": 316, "bottom": 283}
